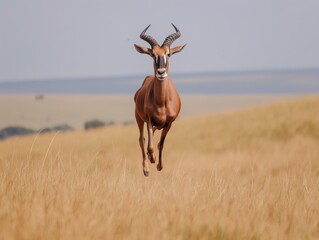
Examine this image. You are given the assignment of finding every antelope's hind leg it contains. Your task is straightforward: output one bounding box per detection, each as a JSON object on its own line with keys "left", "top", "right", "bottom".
{"left": 135, "top": 112, "right": 149, "bottom": 176}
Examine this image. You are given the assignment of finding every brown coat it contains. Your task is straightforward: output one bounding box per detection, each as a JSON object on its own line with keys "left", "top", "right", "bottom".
{"left": 134, "top": 24, "right": 186, "bottom": 176}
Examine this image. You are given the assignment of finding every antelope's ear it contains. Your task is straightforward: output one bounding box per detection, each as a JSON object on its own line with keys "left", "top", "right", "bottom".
{"left": 170, "top": 44, "right": 186, "bottom": 56}
{"left": 134, "top": 44, "right": 153, "bottom": 56}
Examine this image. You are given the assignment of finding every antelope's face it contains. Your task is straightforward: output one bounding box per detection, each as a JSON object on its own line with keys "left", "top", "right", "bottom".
{"left": 134, "top": 24, "right": 186, "bottom": 81}
{"left": 152, "top": 45, "right": 170, "bottom": 80}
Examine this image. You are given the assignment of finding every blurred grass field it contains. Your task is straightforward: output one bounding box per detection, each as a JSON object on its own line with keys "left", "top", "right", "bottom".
{"left": 0, "top": 96, "right": 319, "bottom": 239}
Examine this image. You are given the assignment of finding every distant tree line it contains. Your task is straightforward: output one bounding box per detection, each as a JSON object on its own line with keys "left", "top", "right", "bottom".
{"left": 0, "top": 124, "right": 73, "bottom": 141}
{"left": 84, "top": 119, "right": 134, "bottom": 130}
{"left": 0, "top": 120, "right": 135, "bottom": 141}
{"left": 84, "top": 120, "right": 115, "bottom": 130}
{"left": 0, "top": 126, "right": 34, "bottom": 140}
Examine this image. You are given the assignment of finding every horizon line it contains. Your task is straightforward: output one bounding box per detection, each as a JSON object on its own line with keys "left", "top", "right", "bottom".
{"left": 1, "top": 67, "right": 319, "bottom": 84}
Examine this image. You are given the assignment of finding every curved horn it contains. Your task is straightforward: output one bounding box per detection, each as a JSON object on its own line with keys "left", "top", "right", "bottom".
{"left": 140, "top": 24, "right": 159, "bottom": 48}
{"left": 162, "top": 23, "right": 181, "bottom": 47}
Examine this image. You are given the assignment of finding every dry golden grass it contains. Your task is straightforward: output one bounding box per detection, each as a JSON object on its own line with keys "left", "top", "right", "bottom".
{"left": 1, "top": 96, "right": 319, "bottom": 240}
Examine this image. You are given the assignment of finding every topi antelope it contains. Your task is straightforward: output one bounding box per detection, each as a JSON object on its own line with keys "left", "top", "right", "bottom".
{"left": 134, "top": 24, "right": 186, "bottom": 176}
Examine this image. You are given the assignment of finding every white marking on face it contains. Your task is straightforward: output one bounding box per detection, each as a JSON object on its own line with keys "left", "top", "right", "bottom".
{"left": 153, "top": 51, "right": 158, "bottom": 58}
{"left": 153, "top": 52, "right": 159, "bottom": 64}
{"left": 156, "top": 72, "right": 168, "bottom": 80}
{"left": 156, "top": 67, "right": 167, "bottom": 80}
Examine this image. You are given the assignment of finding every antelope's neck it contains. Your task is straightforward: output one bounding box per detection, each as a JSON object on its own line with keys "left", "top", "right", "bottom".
{"left": 153, "top": 77, "right": 171, "bottom": 106}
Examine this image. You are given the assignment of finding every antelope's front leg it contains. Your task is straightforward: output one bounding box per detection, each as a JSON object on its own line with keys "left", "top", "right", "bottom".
{"left": 147, "top": 121, "right": 156, "bottom": 163}
{"left": 157, "top": 123, "right": 172, "bottom": 171}
{"left": 135, "top": 112, "right": 149, "bottom": 176}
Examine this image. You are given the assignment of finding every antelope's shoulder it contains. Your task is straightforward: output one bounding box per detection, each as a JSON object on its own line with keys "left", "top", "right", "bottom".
{"left": 134, "top": 75, "right": 155, "bottom": 102}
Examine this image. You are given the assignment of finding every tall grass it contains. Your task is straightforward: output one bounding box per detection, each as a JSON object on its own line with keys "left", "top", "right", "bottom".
{"left": 1, "top": 96, "right": 319, "bottom": 240}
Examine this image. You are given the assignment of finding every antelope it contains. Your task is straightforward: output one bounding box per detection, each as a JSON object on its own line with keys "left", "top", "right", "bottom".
{"left": 134, "top": 24, "right": 186, "bottom": 176}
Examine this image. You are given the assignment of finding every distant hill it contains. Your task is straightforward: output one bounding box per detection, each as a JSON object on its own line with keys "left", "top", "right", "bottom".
{"left": 0, "top": 68, "right": 319, "bottom": 94}
{"left": 0, "top": 94, "right": 296, "bottom": 130}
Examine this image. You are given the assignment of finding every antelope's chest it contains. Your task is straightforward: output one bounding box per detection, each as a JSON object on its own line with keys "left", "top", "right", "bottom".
{"left": 148, "top": 106, "right": 177, "bottom": 129}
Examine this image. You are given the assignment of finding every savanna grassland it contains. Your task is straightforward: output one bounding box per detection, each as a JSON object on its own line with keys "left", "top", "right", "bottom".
{"left": 1, "top": 96, "right": 319, "bottom": 240}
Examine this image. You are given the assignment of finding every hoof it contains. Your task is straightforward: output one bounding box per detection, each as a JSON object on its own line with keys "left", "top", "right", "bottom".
{"left": 143, "top": 170, "right": 150, "bottom": 177}
{"left": 157, "top": 164, "right": 163, "bottom": 171}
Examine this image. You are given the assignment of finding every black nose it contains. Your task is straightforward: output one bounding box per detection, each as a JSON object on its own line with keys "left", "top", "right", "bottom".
{"left": 157, "top": 69, "right": 165, "bottom": 74}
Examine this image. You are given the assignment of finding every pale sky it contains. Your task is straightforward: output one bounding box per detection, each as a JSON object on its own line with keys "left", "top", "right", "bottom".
{"left": 1, "top": 0, "right": 319, "bottom": 81}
